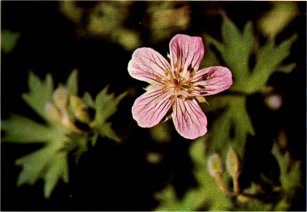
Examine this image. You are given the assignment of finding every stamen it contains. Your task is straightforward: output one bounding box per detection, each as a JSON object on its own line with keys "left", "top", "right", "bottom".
{"left": 177, "top": 95, "right": 186, "bottom": 100}
{"left": 162, "top": 85, "right": 169, "bottom": 92}
{"left": 169, "top": 95, "right": 176, "bottom": 100}
{"left": 202, "top": 73, "right": 209, "bottom": 80}
{"left": 190, "top": 71, "right": 195, "bottom": 78}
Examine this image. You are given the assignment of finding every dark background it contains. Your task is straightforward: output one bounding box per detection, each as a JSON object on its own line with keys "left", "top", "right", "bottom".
{"left": 1, "top": 1, "right": 306, "bottom": 210}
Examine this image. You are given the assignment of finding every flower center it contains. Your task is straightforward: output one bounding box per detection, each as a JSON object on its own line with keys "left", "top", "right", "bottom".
{"left": 166, "top": 70, "right": 195, "bottom": 99}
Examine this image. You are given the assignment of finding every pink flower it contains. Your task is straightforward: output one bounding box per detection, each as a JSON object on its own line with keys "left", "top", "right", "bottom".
{"left": 128, "top": 34, "right": 232, "bottom": 139}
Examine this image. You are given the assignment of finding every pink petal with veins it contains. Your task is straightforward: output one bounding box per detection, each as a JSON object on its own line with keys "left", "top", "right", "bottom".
{"left": 169, "top": 34, "right": 204, "bottom": 74}
{"left": 172, "top": 98, "right": 207, "bottom": 139}
{"left": 132, "top": 88, "right": 174, "bottom": 128}
{"left": 193, "top": 66, "right": 233, "bottom": 96}
{"left": 128, "top": 47, "right": 171, "bottom": 85}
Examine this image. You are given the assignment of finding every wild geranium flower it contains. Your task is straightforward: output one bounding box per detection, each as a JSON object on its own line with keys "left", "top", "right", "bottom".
{"left": 128, "top": 34, "right": 232, "bottom": 139}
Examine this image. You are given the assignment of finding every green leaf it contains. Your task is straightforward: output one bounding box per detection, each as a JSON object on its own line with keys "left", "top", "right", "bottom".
{"left": 277, "top": 63, "right": 296, "bottom": 74}
{"left": 203, "top": 96, "right": 254, "bottom": 157}
{"left": 247, "top": 35, "right": 297, "bottom": 93}
{"left": 15, "top": 126, "right": 69, "bottom": 199}
{"left": 99, "top": 122, "right": 121, "bottom": 143}
{"left": 1, "top": 29, "right": 20, "bottom": 53}
{"left": 94, "top": 86, "right": 127, "bottom": 124}
{"left": 205, "top": 15, "right": 296, "bottom": 94}
{"left": 272, "top": 144, "right": 302, "bottom": 210}
{"left": 2, "top": 114, "right": 51, "bottom": 143}
{"left": 22, "top": 72, "right": 54, "bottom": 120}
{"left": 82, "top": 92, "right": 94, "bottom": 107}
{"left": 43, "top": 151, "right": 69, "bottom": 198}
{"left": 221, "top": 17, "right": 254, "bottom": 83}
{"left": 258, "top": 2, "right": 299, "bottom": 39}
{"left": 66, "top": 69, "right": 78, "bottom": 95}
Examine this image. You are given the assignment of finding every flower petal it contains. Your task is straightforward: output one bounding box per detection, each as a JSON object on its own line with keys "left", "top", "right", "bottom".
{"left": 172, "top": 98, "right": 207, "bottom": 139}
{"left": 192, "top": 66, "right": 233, "bottom": 96}
{"left": 128, "top": 47, "right": 171, "bottom": 85}
{"left": 132, "top": 88, "right": 174, "bottom": 128}
{"left": 169, "top": 34, "right": 204, "bottom": 74}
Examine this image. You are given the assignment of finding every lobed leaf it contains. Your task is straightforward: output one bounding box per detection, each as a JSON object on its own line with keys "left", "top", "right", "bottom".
{"left": 2, "top": 114, "right": 51, "bottom": 143}
{"left": 66, "top": 69, "right": 78, "bottom": 95}
{"left": 94, "top": 86, "right": 127, "bottom": 124}
{"left": 246, "top": 35, "right": 297, "bottom": 93}
{"left": 99, "top": 122, "right": 121, "bottom": 143}
{"left": 22, "top": 72, "right": 54, "bottom": 120}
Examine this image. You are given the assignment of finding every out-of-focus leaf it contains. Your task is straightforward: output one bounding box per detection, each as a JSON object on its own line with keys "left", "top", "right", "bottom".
{"left": 59, "top": 1, "right": 82, "bottom": 24}
{"left": 99, "top": 122, "right": 121, "bottom": 143}
{"left": 14, "top": 124, "right": 69, "bottom": 198}
{"left": 272, "top": 144, "right": 302, "bottom": 210}
{"left": 205, "top": 16, "right": 296, "bottom": 94}
{"left": 1, "top": 29, "right": 20, "bottom": 53}
{"left": 22, "top": 72, "right": 54, "bottom": 120}
{"left": 246, "top": 35, "right": 297, "bottom": 93}
{"left": 66, "top": 69, "right": 78, "bottom": 95}
{"left": 258, "top": 2, "right": 299, "bottom": 39}
{"left": 155, "top": 139, "right": 232, "bottom": 211}
{"left": 2, "top": 114, "right": 51, "bottom": 143}
{"left": 221, "top": 18, "right": 254, "bottom": 85}
{"left": 93, "top": 86, "right": 127, "bottom": 142}
{"left": 203, "top": 96, "right": 254, "bottom": 157}
{"left": 43, "top": 150, "right": 69, "bottom": 198}
{"left": 149, "top": 122, "right": 171, "bottom": 143}
{"left": 2, "top": 70, "right": 127, "bottom": 199}
{"left": 82, "top": 92, "right": 94, "bottom": 107}
{"left": 277, "top": 63, "right": 296, "bottom": 74}
{"left": 94, "top": 86, "right": 127, "bottom": 124}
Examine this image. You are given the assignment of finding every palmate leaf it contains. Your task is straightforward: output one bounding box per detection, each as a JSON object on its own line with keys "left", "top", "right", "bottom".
{"left": 2, "top": 71, "right": 79, "bottom": 198}
{"left": 13, "top": 124, "right": 70, "bottom": 198}
{"left": 272, "top": 145, "right": 302, "bottom": 210}
{"left": 2, "top": 70, "right": 127, "bottom": 198}
{"left": 246, "top": 34, "right": 297, "bottom": 93}
{"left": 204, "top": 16, "right": 296, "bottom": 94}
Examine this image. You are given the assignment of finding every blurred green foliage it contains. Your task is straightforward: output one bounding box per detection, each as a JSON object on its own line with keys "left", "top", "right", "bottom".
{"left": 2, "top": 70, "right": 126, "bottom": 198}
{"left": 1, "top": 29, "right": 20, "bottom": 54}
{"left": 59, "top": 1, "right": 190, "bottom": 50}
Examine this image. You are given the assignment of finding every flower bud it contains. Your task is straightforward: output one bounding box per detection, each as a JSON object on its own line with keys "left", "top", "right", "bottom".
{"left": 53, "top": 86, "right": 69, "bottom": 112}
{"left": 45, "top": 102, "right": 62, "bottom": 123}
{"left": 208, "top": 153, "right": 224, "bottom": 177}
{"left": 226, "top": 147, "right": 240, "bottom": 177}
{"left": 70, "top": 95, "right": 90, "bottom": 123}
